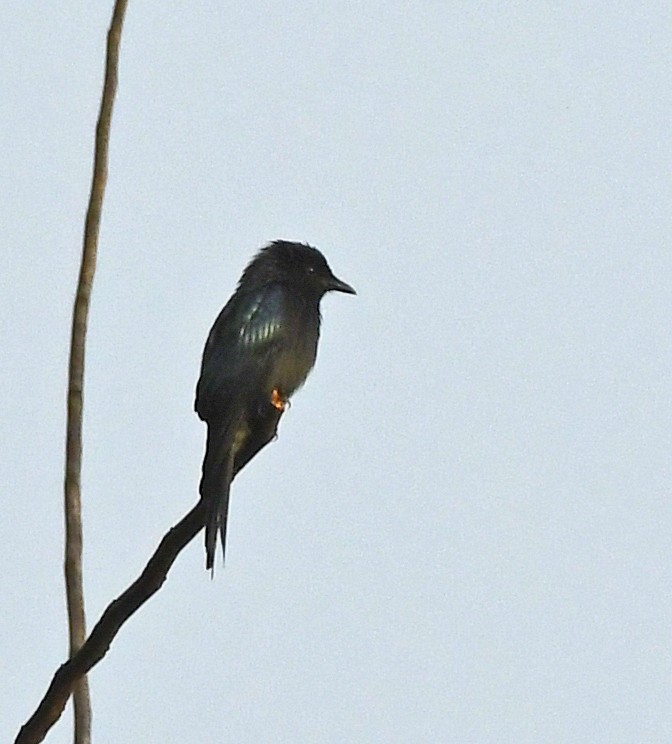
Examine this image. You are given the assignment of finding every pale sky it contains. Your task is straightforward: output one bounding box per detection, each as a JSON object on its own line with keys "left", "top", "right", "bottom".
{"left": 3, "top": 3, "right": 672, "bottom": 743}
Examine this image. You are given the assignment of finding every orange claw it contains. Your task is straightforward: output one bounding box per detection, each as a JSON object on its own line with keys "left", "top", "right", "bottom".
{"left": 271, "top": 388, "right": 286, "bottom": 411}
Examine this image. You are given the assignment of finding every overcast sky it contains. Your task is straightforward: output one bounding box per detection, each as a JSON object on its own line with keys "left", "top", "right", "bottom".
{"left": 3, "top": 3, "right": 672, "bottom": 743}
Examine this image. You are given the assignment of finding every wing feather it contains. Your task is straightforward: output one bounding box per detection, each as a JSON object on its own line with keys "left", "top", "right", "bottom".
{"left": 195, "top": 284, "right": 286, "bottom": 420}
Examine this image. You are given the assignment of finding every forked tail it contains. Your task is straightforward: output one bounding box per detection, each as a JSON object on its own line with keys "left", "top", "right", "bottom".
{"left": 200, "top": 419, "right": 237, "bottom": 571}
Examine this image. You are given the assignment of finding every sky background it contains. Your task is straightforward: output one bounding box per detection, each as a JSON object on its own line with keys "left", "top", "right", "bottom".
{"left": 3, "top": 2, "right": 672, "bottom": 742}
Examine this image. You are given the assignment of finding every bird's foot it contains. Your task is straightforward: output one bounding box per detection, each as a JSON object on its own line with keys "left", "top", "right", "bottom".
{"left": 270, "top": 388, "right": 288, "bottom": 412}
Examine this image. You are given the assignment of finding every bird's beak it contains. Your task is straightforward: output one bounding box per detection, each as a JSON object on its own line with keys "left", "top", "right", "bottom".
{"left": 326, "top": 274, "right": 356, "bottom": 295}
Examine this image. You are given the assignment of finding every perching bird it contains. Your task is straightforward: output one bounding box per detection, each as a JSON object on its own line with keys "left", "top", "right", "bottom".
{"left": 195, "top": 240, "right": 355, "bottom": 570}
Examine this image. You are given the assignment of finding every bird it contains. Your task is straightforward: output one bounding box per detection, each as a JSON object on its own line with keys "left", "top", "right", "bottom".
{"left": 195, "top": 240, "right": 356, "bottom": 570}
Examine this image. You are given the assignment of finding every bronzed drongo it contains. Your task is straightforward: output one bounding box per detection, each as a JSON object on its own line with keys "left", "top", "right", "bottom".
{"left": 195, "top": 240, "right": 355, "bottom": 569}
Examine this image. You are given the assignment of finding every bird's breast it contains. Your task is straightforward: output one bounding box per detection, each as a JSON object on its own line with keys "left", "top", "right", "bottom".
{"left": 271, "top": 329, "right": 319, "bottom": 397}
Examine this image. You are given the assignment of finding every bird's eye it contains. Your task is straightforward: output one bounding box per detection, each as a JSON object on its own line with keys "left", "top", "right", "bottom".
{"left": 307, "top": 266, "right": 316, "bottom": 274}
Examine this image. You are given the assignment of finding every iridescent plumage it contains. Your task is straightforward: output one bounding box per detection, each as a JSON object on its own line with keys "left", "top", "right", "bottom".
{"left": 195, "top": 240, "right": 355, "bottom": 569}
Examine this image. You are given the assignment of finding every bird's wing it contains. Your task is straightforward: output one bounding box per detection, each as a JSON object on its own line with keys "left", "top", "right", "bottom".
{"left": 195, "top": 283, "right": 287, "bottom": 420}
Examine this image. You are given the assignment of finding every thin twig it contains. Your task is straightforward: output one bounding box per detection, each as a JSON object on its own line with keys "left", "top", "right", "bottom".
{"left": 16, "top": 501, "right": 208, "bottom": 744}
{"left": 64, "top": 2, "right": 129, "bottom": 743}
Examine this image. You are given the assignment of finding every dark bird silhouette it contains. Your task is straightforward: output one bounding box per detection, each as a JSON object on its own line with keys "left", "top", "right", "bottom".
{"left": 195, "top": 240, "right": 355, "bottom": 569}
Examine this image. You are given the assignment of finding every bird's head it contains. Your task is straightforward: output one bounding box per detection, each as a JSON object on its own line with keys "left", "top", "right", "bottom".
{"left": 242, "top": 240, "right": 356, "bottom": 298}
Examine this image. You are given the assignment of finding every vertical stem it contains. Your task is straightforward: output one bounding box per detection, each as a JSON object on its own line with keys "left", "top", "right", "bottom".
{"left": 64, "top": 2, "right": 129, "bottom": 743}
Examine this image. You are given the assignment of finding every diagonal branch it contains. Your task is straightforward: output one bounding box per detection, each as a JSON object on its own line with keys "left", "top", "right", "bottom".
{"left": 16, "top": 500, "right": 207, "bottom": 744}
{"left": 64, "top": 2, "right": 129, "bottom": 743}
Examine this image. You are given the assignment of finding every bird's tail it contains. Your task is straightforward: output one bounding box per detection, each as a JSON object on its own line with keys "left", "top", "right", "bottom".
{"left": 200, "top": 419, "right": 238, "bottom": 571}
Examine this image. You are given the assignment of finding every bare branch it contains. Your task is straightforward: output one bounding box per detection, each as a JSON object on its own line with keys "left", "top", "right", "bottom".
{"left": 16, "top": 500, "right": 208, "bottom": 744}
{"left": 64, "top": 2, "right": 129, "bottom": 743}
